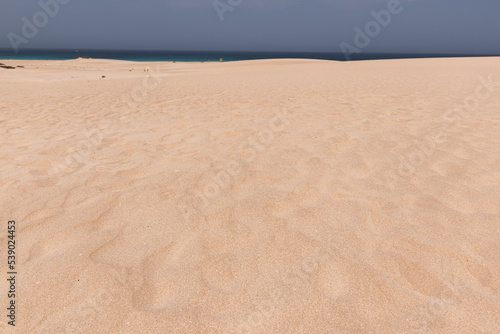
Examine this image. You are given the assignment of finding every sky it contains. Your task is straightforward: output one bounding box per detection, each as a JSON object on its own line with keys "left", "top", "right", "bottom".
{"left": 1, "top": 0, "right": 499, "bottom": 54}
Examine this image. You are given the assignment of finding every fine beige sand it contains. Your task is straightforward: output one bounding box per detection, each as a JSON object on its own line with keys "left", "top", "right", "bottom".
{"left": 1, "top": 57, "right": 499, "bottom": 333}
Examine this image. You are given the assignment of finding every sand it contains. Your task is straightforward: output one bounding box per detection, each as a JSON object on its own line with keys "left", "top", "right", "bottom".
{"left": 1, "top": 57, "right": 499, "bottom": 333}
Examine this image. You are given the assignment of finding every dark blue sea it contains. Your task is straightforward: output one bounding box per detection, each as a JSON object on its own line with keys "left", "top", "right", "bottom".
{"left": 0, "top": 49, "right": 494, "bottom": 62}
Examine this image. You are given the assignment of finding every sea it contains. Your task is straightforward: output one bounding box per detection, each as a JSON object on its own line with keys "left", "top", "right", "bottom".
{"left": 0, "top": 49, "right": 495, "bottom": 62}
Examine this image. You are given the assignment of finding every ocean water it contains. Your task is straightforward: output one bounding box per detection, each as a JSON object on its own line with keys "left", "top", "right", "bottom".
{"left": 0, "top": 49, "right": 493, "bottom": 62}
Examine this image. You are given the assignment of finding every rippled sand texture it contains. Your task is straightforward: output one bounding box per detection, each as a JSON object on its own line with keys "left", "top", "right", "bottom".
{"left": 1, "top": 57, "right": 499, "bottom": 333}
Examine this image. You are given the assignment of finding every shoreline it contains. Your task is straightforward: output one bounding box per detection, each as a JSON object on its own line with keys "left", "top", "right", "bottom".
{"left": 1, "top": 49, "right": 498, "bottom": 62}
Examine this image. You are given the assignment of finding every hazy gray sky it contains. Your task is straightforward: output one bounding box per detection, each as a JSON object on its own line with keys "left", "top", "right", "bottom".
{"left": 1, "top": 0, "right": 499, "bottom": 54}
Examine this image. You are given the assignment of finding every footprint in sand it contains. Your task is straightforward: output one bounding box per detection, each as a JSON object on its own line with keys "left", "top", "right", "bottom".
{"left": 463, "top": 257, "right": 495, "bottom": 292}
{"left": 201, "top": 211, "right": 247, "bottom": 253}
{"left": 91, "top": 191, "right": 190, "bottom": 268}
{"left": 201, "top": 254, "right": 247, "bottom": 295}
{"left": 393, "top": 255, "right": 452, "bottom": 298}
{"left": 133, "top": 242, "right": 203, "bottom": 312}
{"left": 313, "top": 259, "right": 349, "bottom": 300}
{"left": 28, "top": 226, "right": 86, "bottom": 261}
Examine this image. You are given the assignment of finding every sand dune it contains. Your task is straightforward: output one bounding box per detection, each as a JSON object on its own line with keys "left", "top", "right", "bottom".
{"left": 1, "top": 57, "right": 499, "bottom": 333}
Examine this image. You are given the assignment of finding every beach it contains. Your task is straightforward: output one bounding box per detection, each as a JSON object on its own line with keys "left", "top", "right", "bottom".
{"left": 1, "top": 57, "right": 499, "bottom": 333}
